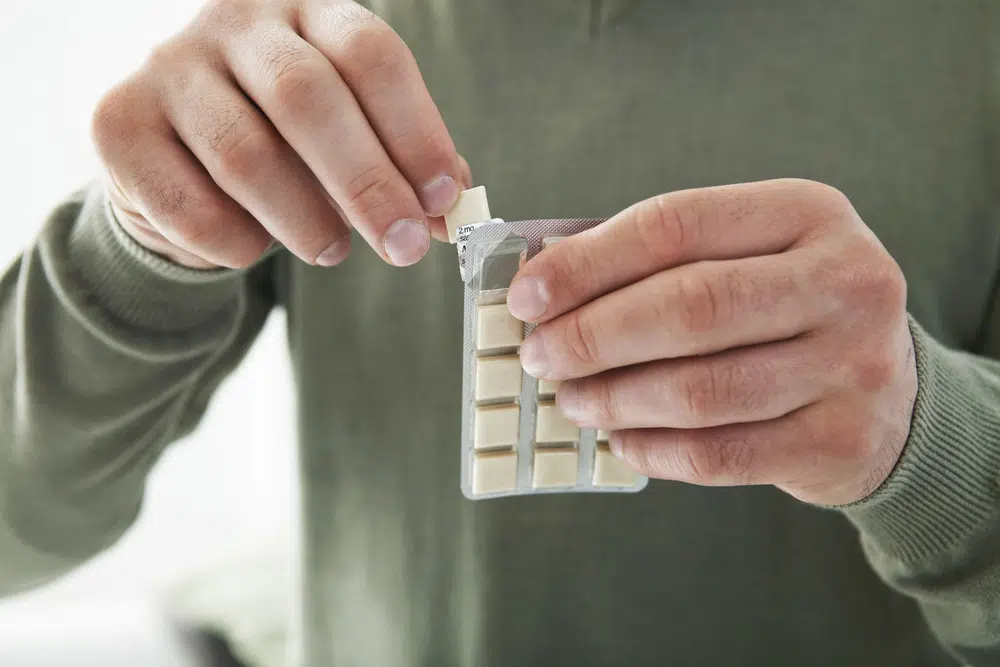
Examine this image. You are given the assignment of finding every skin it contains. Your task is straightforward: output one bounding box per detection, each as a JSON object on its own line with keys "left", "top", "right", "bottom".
{"left": 92, "top": 0, "right": 471, "bottom": 270}
{"left": 507, "top": 179, "right": 918, "bottom": 506}
{"left": 92, "top": 1, "right": 916, "bottom": 507}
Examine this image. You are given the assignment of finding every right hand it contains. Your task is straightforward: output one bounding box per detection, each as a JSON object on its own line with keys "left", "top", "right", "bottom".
{"left": 92, "top": 0, "right": 469, "bottom": 270}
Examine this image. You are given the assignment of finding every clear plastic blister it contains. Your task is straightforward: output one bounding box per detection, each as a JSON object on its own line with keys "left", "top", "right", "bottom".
{"left": 455, "top": 214, "right": 650, "bottom": 500}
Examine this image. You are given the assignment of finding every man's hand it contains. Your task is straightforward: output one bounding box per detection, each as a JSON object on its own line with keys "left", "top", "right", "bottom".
{"left": 92, "top": 0, "right": 469, "bottom": 270}
{"left": 508, "top": 179, "right": 918, "bottom": 506}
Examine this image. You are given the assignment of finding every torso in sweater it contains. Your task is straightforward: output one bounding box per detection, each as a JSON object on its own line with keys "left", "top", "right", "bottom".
{"left": 275, "top": 2, "right": 999, "bottom": 664}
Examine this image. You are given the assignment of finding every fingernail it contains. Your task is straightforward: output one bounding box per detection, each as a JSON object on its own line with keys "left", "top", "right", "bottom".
{"left": 507, "top": 277, "right": 548, "bottom": 321}
{"left": 384, "top": 219, "right": 430, "bottom": 266}
{"left": 609, "top": 432, "right": 625, "bottom": 459}
{"left": 316, "top": 237, "right": 351, "bottom": 267}
{"left": 519, "top": 333, "right": 549, "bottom": 378}
{"left": 420, "top": 175, "right": 460, "bottom": 218}
{"left": 555, "top": 383, "right": 584, "bottom": 423}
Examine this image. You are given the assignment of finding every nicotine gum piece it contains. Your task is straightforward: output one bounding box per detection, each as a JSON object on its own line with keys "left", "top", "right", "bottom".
{"left": 444, "top": 186, "right": 492, "bottom": 243}
{"left": 475, "top": 355, "right": 523, "bottom": 401}
{"left": 542, "top": 236, "right": 567, "bottom": 247}
{"left": 474, "top": 403, "right": 520, "bottom": 450}
{"left": 593, "top": 445, "right": 638, "bottom": 487}
{"left": 532, "top": 448, "right": 579, "bottom": 489}
{"left": 535, "top": 401, "right": 580, "bottom": 444}
{"left": 596, "top": 429, "right": 611, "bottom": 442}
{"left": 472, "top": 450, "right": 518, "bottom": 495}
{"left": 537, "top": 378, "right": 562, "bottom": 397}
{"left": 476, "top": 303, "right": 523, "bottom": 351}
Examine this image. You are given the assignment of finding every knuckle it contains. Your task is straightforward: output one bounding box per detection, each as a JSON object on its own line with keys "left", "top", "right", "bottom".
{"left": 674, "top": 272, "right": 726, "bottom": 334}
{"left": 621, "top": 434, "right": 659, "bottom": 475}
{"left": 720, "top": 437, "right": 757, "bottom": 483}
{"left": 541, "top": 245, "right": 599, "bottom": 313}
{"left": 682, "top": 360, "right": 768, "bottom": 424}
{"left": 345, "top": 35, "right": 409, "bottom": 87}
{"left": 681, "top": 439, "right": 720, "bottom": 483}
{"left": 328, "top": 4, "right": 395, "bottom": 56}
{"left": 131, "top": 168, "right": 191, "bottom": 222}
{"left": 787, "top": 178, "right": 848, "bottom": 203}
{"left": 201, "top": 0, "right": 255, "bottom": 31}
{"left": 634, "top": 195, "right": 701, "bottom": 265}
{"left": 563, "top": 312, "right": 603, "bottom": 367}
{"left": 812, "top": 182, "right": 854, "bottom": 216}
{"left": 216, "top": 127, "right": 279, "bottom": 182}
{"left": 131, "top": 170, "right": 215, "bottom": 240}
{"left": 828, "top": 246, "right": 907, "bottom": 314}
{"left": 865, "top": 258, "right": 908, "bottom": 312}
{"left": 402, "top": 128, "right": 455, "bottom": 166}
{"left": 190, "top": 96, "right": 253, "bottom": 154}
{"left": 590, "top": 380, "right": 621, "bottom": 426}
{"left": 679, "top": 365, "right": 723, "bottom": 424}
{"left": 850, "top": 349, "right": 898, "bottom": 393}
{"left": 729, "top": 358, "right": 772, "bottom": 415}
{"left": 343, "top": 164, "right": 397, "bottom": 217}
{"left": 171, "top": 209, "right": 227, "bottom": 250}
{"left": 145, "top": 38, "right": 194, "bottom": 73}
{"left": 215, "top": 2, "right": 301, "bottom": 45}
{"left": 782, "top": 179, "right": 854, "bottom": 221}
{"left": 684, "top": 435, "right": 756, "bottom": 485}
{"left": 91, "top": 81, "right": 139, "bottom": 147}
{"left": 262, "top": 44, "right": 324, "bottom": 113}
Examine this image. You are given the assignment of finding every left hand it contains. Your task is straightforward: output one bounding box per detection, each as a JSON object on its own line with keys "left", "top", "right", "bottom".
{"left": 507, "top": 179, "right": 918, "bottom": 506}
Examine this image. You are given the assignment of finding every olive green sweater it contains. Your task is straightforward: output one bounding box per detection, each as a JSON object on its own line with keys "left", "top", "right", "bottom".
{"left": 4, "top": 1, "right": 1000, "bottom": 665}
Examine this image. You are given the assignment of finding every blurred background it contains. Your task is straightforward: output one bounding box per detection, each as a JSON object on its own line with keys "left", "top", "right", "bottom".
{"left": 0, "top": 1, "right": 297, "bottom": 664}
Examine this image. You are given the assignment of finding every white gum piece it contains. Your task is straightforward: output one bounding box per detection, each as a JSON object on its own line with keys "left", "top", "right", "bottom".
{"left": 444, "top": 186, "right": 492, "bottom": 243}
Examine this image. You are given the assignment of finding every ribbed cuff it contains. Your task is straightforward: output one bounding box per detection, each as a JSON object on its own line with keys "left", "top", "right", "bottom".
{"left": 842, "top": 316, "right": 1000, "bottom": 564}
{"left": 59, "top": 184, "right": 248, "bottom": 332}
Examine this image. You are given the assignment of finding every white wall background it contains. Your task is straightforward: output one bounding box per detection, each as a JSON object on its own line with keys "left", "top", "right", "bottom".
{"left": 0, "top": 0, "right": 298, "bottom": 654}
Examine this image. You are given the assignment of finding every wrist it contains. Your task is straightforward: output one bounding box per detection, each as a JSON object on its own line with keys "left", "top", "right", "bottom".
{"left": 839, "top": 316, "right": 1000, "bottom": 563}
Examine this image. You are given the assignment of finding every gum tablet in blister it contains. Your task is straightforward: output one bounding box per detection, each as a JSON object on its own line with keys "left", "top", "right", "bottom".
{"left": 445, "top": 187, "right": 649, "bottom": 500}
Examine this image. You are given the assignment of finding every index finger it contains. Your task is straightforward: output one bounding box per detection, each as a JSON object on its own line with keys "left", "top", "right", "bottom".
{"left": 505, "top": 179, "right": 850, "bottom": 323}
{"left": 301, "top": 2, "right": 464, "bottom": 218}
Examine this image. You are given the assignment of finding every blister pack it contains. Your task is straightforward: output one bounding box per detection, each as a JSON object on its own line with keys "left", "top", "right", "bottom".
{"left": 444, "top": 187, "right": 649, "bottom": 500}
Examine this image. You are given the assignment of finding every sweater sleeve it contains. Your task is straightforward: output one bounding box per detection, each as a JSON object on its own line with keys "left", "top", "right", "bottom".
{"left": 842, "top": 313, "right": 1000, "bottom": 664}
{"left": 0, "top": 184, "right": 277, "bottom": 595}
